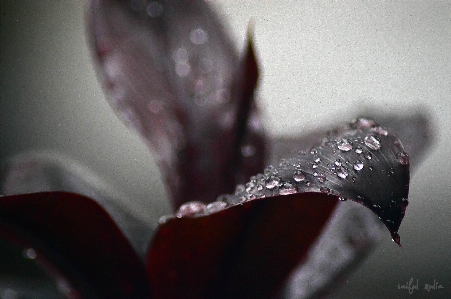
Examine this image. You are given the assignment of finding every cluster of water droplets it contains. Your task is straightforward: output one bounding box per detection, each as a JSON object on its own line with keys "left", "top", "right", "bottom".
{"left": 160, "top": 118, "right": 410, "bottom": 226}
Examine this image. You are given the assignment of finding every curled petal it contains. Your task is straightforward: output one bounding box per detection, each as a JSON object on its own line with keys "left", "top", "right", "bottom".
{"left": 147, "top": 118, "right": 411, "bottom": 298}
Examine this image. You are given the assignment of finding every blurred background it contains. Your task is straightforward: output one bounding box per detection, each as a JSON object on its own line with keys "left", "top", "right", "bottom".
{"left": 1, "top": 1, "right": 450, "bottom": 298}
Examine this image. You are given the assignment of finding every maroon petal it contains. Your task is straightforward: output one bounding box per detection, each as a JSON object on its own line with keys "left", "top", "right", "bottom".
{"left": 0, "top": 192, "right": 151, "bottom": 299}
{"left": 147, "top": 193, "right": 337, "bottom": 299}
{"left": 147, "top": 118, "right": 410, "bottom": 298}
{"left": 87, "top": 0, "right": 266, "bottom": 210}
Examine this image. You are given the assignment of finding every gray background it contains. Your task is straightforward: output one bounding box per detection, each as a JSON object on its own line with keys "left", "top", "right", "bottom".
{"left": 1, "top": 1, "right": 450, "bottom": 298}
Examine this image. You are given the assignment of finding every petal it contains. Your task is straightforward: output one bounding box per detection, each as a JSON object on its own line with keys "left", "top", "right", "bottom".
{"left": 87, "top": 0, "right": 266, "bottom": 210}
{"left": 147, "top": 118, "right": 410, "bottom": 298}
{"left": 0, "top": 151, "right": 152, "bottom": 258}
{"left": 0, "top": 192, "right": 151, "bottom": 299}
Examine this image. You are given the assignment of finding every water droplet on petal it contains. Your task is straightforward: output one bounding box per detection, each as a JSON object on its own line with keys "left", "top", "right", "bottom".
{"left": 314, "top": 172, "right": 327, "bottom": 183}
{"left": 338, "top": 139, "right": 353, "bottom": 151}
{"left": 364, "top": 135, "right": 381, "bottom": 150}
{"left": 339, "top": 196, "right": 347, "bottom": 201}
{"left": 146, "top": 1, "right": 163, "bottom": 17}
{"left": 336, "top": 167, "right": 348, "bottom": 179}
{"left": 189, "top": 28, "right": 208, "bottom": 45}
{"left": 241, "top": 144, "right": 256, "bottom": 157}
{"left": 293, "top": 170, "right": 306, "bottom": 182}
{"left": 334, "top": 159, "right": 342, "bottom": 167}
{"left": 312, "top": 163, "right": 318, "bottom": 169}
{"left": 176, "top": 201, "right": 206, "bottom": 217}
{"left": 364, "top": 152, "right": 372, "bottom": 160}
{"left": 279, "top": 183, "right": 297, "bottom": 195}
{"left": 397, "top": 152, "right": 409, "bottom": 165}
{"left": 355, "top": 146, "right": 363, "bottom": 154}
{"left": 354, "top": 118, "right": 376, "bottom": 129}
{"left": 372, "top": 126, "right": 388, "bottom": 136}
{"left": 23, "top": 248, "right": 37, "bottom": 260}
{"left": 265, "top": 176, "right": 280, "bottom": 189}
{"left": 206, "top": 201, "right": 227, "bottom": 213}
{"left": 353, "top": 160, "right": 364, "bottom": 171}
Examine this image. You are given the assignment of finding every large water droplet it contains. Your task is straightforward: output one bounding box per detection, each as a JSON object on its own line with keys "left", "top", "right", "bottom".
{"left": 293, "top": 170, "right": 306, "bottom": 182}
{"left": 353, "top": 160, "right": 364, "bottom": 171}
{"left": 206, "top": 201, "right": 227, "bottom": 213}
{"left": 176, "top": 201, "right": 206, "bottom": 217}
{"left": 397, "top": 152, "right": 409, "bottom": 165}
{"left": 364, "top": 135, "right": 381, "bottom": 150}
{"left": 338, "top": 139, "right": 353, "bottom": 151}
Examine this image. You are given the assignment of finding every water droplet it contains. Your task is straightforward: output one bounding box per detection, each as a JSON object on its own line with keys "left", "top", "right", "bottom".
{"left": 158, "top": 214, "right": 174, "bottom": 224}
{"left": 225, "top": 194, "right": 246, "bottom": 205}
{"left": 353, "top": 160, "right": 364, "bottom": 171}
{"left": 339, "top": 196, "right": 347, "bottom": 201}
{"left": 320, "top": 187, "right": 330, "bottom": 194}
{"left": 388, "top": 168, "right": 395, "bottom": 176}
{"left": 391, "top": 232, "right": 402, "bottom": 247}
{"left": 364, "top": 152, "right": 372, "bottom": 160}
{"left": 312, "top": 163, "right": 318, "bottom": 169}
{"left": 334, "top": 159, "right": 342, "bottom": 167}
{"left": 354, "top": 118, "right": 375, "bottom": 129}
{"left": 146, "top": 2, "right": 163, "bottom": 17}
{"left": 279, "top": 183, "right": 297, "bottom": 195}
{"left": 241, "top": 144, "right": 256, "bottom": 157}
{"left": 206, "top": 201, "right": 227, "bottom": 213}
{"left": 397, "top": 152, "right": 409, "bottom": 165}
{"left": 372, "top": 126, "right": 388, "bottom": 136}
{"left": 305, "top": 180, "right": 311, "bottom": 187}
{"left": 336, "top": 167, "right": 348, "bottom": 179}
{"left": 338, "top": 139, "right": 353, "bottom": 151}
{"left": 314, "top": 172, "right": 327, "bottom": 183}
{"left": 23, "top": 248, "right": 37, "bottom": 260}
{"left": 176, "top": 201, "right": 206, "bottom": 217}
{"left": 364, "top": 135, "right": 381, "bottom": 150}
{"left": 293, "top": 170, "right": 306, "bottom": 182}
{"left": 355, "top": 146, "right": 363, "bottom": 154}
{"left": 265, "top": 176, "right": 280, "bottom": 189}
{"left": 314, "top": 157, "right": 321, "bottom": 163}
{"left": 189, "top": 28, "right": 208, "bottom": 45}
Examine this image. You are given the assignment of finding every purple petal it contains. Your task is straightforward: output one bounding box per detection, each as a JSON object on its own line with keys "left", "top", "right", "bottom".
{"left": 87, "top": 0, "right": 266, "bottom": 210}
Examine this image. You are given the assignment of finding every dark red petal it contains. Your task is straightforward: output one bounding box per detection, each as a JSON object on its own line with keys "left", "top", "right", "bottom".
{"left": 147, "top": 193, "right": 337, "bottom": 299}
{"left": 0, "top": 192, "right": 151, "bottom": 299}
{"left": 0, "top": 151, "right": 153, "bottom": 257}
{"left": 87, "top": 0, "right": 266, "bottom": 210}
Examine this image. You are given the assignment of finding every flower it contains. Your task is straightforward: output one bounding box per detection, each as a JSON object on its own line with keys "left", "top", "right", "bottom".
{"left": 0, "top": 1, "right": 432, "bottom": 298}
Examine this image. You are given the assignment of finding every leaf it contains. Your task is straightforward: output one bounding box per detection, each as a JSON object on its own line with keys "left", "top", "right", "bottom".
{"left": 146, "top": 118, "right": 410, "bottom": 298}
{"left": 87, "top": 0, "right": 266, "bottom": 210}
{"left": 0, "top": 192, "right": 152, "bottom": 299}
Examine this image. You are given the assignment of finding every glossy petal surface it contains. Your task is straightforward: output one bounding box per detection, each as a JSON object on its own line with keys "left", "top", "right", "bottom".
{"left": 0, "top": 192, "right": 151, "bottom": 299}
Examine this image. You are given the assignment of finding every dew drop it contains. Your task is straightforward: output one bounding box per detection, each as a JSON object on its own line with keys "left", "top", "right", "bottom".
{"left": 312, "top": 163, "right": 318, "bottom": 169}
{"left": 146, "top": 1, "right": 163, "bottom": 17}
{"left": 176, "top": 201, "right": 206, "bottom": 217}
{"left": 293, "top": 170, "right": 306, "bottom": 182}
{"left": 241, "top": 144, "right": 256, "bottom": 157}
{"left": 397, "top": 152, "right": 409, "bottom": 166}
{"left": 206, "top": 201, "right": 227, "bottom": 213}
{"left": 320, "top": 187, "right": 330, "bottom": 194}
{"left": 338, "top": 139, "right": 353, "bottom": 151}
{"left": 279, "top": 183, "right": 297, "bottom": 195}
{"left": 314, "top": 172, "right": 327, "bottom": 183}
{"left": 353, "top": 160, "right": 364, "bottom": 171}
{"left": 339, "top": 196, "right": 347, "bottom": 201}
{"left": 314, "top": 157, "right": 321, "bottom": 163}
{"left": 265, "top": 176, "right": 280, "bottom": 189}
{"left": 355, "top": 146, "right": 363, "bottom": 154}
{"left": 224, "top": 194, "right": 246, "bottom": 205}
{"left": 364, "top": 135, "right": 381, "bottom": 150}
{"left": 354, "top": 118, "right": 375, "bottom": 129}
{"left": 189, "top": 28, "right": 208, "bottom": 45}
{"left": 334, "top": 159, "right": 342, "bottom": 167}
{"left": 23, "top": 248, "right": 37, "bottom": 260}
{"left": 372, "top": 126, "right": 388, "bottom": 136}
{"left": 364, "top": 152, "right": 372, "bottom": 160}
{"left": 336, "top": 167, "right": 348, "bottom": 179}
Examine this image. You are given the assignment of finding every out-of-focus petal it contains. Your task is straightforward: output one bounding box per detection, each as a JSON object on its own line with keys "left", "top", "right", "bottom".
{"left": 0, "top": 192, "right": 152, "bottom": 299}
{"left": 87, "top": 0, "right": 266, "bottom": 210}
{"left": 146, "top": 118, "right": 410, "bottom": 298}
{"left": 0, "top": 151, "right": 152, "bottom": 258}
